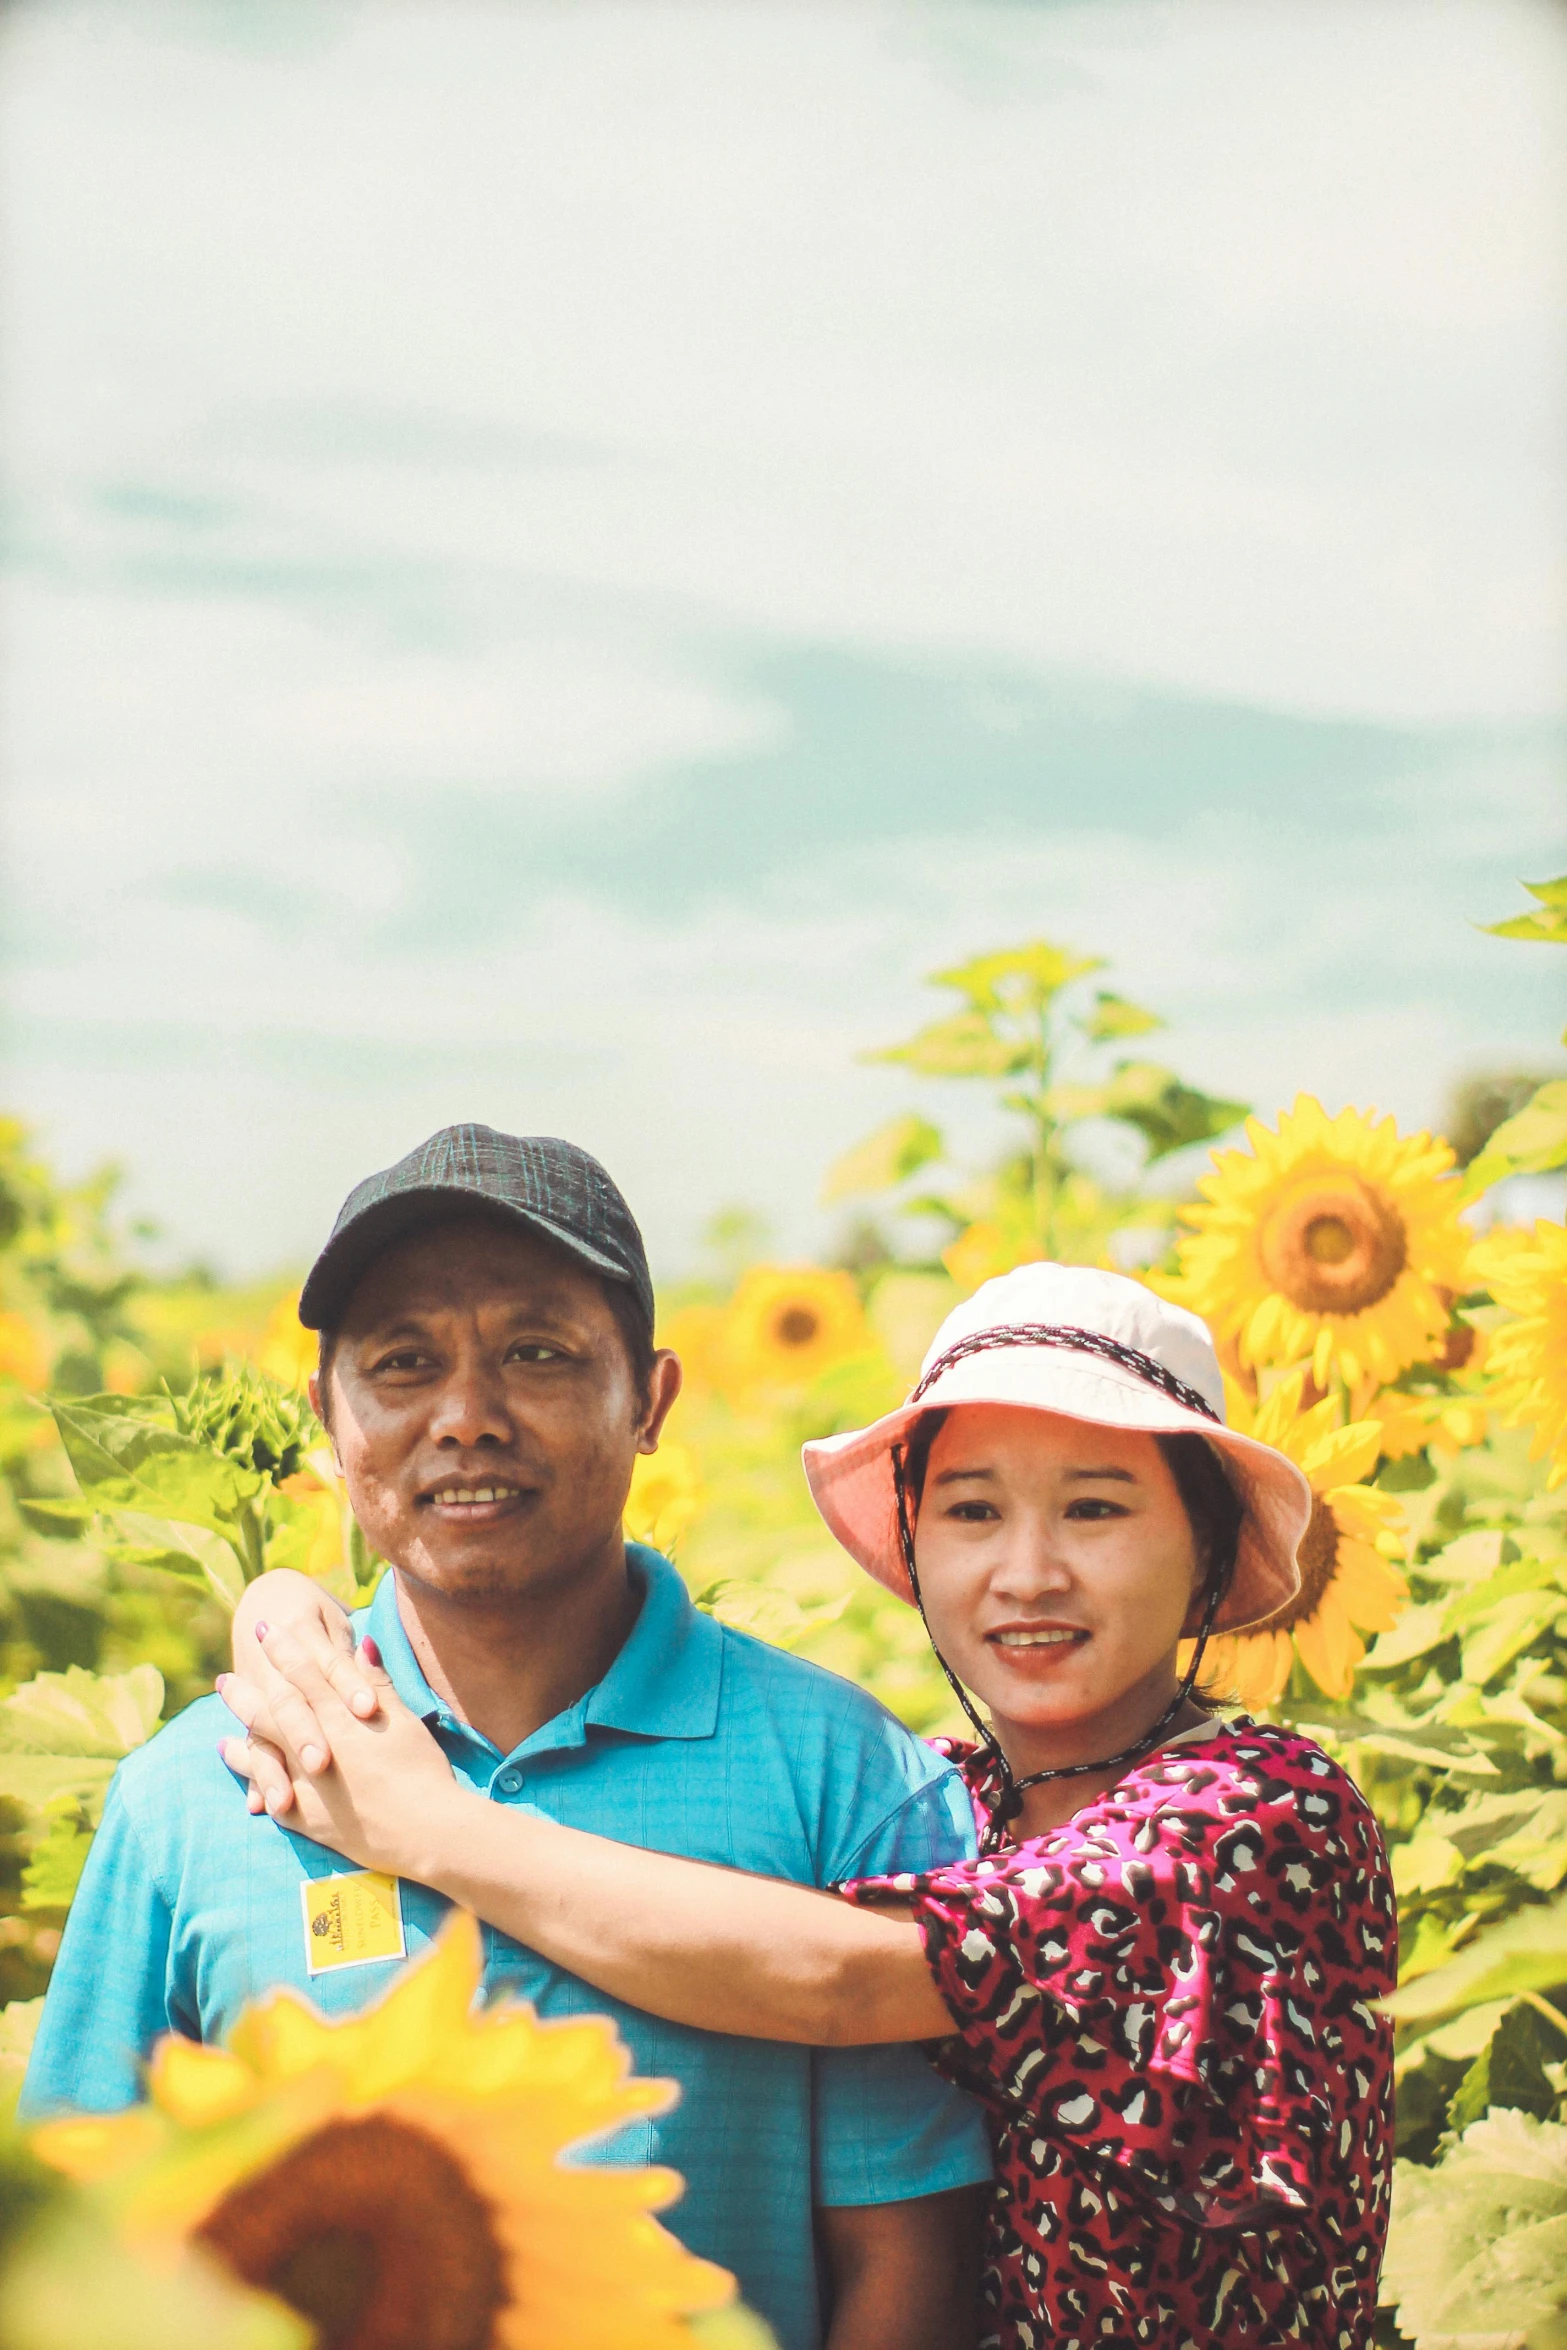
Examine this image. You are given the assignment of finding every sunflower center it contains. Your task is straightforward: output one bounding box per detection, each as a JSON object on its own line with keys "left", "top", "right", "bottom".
{"left": 1304, "top": 1215, "right": 1355, "bottom": 1265}
{"left": 775, "top": 1306, "right": 821, "bottom": 1348}
{"left": 1257, "top": 1176, "right": 1407, "bottom": 1316}
{"left": 1256, "top": 1496, "right": 1341, "bottom": 1634}
{"left": 198, "top": 2115, "right": 507, "bottom": 2350}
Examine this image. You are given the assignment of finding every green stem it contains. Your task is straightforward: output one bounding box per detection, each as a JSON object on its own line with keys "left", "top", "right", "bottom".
{"left": 1031, "top": 1006, "right": 1055, "bottom": 1249}
{"left": 1518, "top": 1991, "right": 1567, "bottom": 2047}
{"left": 239, "top": 1499, "right": 269, "bottom": 1585}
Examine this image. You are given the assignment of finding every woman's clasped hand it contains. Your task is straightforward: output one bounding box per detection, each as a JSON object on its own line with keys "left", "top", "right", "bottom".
{"left": 219, "top": 1609, "right": 461, "bottom": 1878}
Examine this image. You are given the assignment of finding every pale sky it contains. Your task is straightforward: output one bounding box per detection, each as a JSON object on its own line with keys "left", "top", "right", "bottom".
{"left": 2, "top": 0, "right": 1564, "bottom": 1277}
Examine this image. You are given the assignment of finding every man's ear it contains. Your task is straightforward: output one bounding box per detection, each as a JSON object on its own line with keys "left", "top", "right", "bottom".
{"left": 307, "top": 1371, "right": 344, "bottom": 1472}
{"left": 635, "top": 1351, "right": 684, "bottom": 1454}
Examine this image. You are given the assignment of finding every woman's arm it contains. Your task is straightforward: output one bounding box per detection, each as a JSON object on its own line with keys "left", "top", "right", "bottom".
{"left": 221, "top": 1624, "right": 953, "bottom": 2047}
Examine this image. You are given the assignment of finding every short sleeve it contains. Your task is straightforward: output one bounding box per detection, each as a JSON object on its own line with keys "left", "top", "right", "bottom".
{"left": 843, "top": 1736, "right": 1396, "bottom": 2232}
{"left": 814, "top": 1774, "right": 992, "bottom": 2208}
{"left": 19, "top": 1770, "right": 179, "bottom": 2118}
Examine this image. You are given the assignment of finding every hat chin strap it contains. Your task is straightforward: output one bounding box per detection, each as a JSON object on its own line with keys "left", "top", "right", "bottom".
{"left": 890, "top": 1442, "right": 1225, "bottom": 1855}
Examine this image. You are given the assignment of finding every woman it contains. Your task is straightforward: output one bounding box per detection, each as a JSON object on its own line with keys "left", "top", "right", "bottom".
{"left": 222, "top": 1265, "right": 1396, "bottom": 2348}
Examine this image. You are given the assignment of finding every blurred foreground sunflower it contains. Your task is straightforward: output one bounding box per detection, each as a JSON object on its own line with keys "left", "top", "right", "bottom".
{"left": 1190, "top": 1373, "right": 1408, "bottom": 1706}
{"left": 1470, "top": 1219, "right": 1567, "bottom": 1487}
{"left": 32, "top": 1913, "right": 735, "bottom": 2350}
{"left": 720, "top": 1267, "right": 868, "bottom": 1392}
{"left": 1166, "top": 1096, "right": 1468, "bottom": 1390}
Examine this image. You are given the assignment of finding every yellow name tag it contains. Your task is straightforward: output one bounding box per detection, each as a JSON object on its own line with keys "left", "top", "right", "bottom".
{"left": 301, "top": 1870, "right": 405, "bottom": 1975}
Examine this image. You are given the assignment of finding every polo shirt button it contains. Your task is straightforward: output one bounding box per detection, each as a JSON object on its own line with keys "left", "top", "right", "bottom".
{"left": 496, "top": 1770, "right": 524, "bottom": 1796}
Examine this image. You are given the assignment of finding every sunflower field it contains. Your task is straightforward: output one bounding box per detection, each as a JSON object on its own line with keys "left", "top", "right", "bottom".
{"left": 0, "top": 880, "right": 1564, "bottom": 2346}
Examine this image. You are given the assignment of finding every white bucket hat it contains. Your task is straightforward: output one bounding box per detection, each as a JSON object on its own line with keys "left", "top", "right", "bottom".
{"left": 802, "top": 1262, "right": 1311, "bottom": 1636}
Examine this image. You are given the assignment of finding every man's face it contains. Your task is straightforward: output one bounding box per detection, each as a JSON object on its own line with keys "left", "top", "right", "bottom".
{"left": 312, "top": 1215, "right": 675, "bottom": 1605}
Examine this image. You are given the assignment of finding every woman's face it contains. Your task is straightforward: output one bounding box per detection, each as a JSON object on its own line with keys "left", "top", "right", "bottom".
{"left": 913, "top": 1404, "right": 1205, "bottom": 1758}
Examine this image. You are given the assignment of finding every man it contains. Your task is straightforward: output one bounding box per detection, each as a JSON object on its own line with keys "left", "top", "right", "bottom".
{"left": 24, "top": 1124, "right": 991, "bottom": 2350}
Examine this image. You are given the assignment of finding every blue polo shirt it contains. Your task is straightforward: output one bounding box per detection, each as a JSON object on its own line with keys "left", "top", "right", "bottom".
{"left": 22, "top": 1547, "right": 989, "bottom": 2350}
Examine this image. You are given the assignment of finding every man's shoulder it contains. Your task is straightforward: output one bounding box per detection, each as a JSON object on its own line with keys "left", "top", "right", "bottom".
{"left": 111, "top": 1691, "right": 238, "bottom": 1821}
{"left": 708, "top": 1618, "right": 958, "bottom": 1802}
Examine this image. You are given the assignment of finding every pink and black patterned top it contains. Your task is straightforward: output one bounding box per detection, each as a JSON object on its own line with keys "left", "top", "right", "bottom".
{"left": 842, "top": 1718, "right": 1396, "bottom": 2350}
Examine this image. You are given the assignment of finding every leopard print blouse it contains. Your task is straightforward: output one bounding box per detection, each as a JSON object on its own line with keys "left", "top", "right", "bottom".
{"left": 843, "top": 1719, "right": 1395, "bottom": 2349}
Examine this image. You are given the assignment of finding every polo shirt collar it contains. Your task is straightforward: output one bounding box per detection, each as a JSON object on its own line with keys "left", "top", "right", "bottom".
{"left": 363, "top": 1542, "right": 722, "bottom": 1764}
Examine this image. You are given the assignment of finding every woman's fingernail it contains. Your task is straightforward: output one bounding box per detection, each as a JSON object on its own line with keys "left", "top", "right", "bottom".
{"left": 360, "top": 1635, "right": 382, "bottom": 1668}
{"left": 248, "top": 1790, "right": 263, "bottom": 1813}
{"left": 302, "top": 1745, "right": 326, "bottom": 1773}
{"left": 215, "top": 1672, "right": 228, "bottom": 1691}
{"left": 265, "top": 1788, "right": 284, "bottom": 1813}
{"left": 255, "top": 1622, "right": 270, "bottom": 1641}
{"left": 352, "top": 1691, "right": 375, "bottom": 1716}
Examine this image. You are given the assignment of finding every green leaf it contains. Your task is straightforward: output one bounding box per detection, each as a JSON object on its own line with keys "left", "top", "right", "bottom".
{"left": 1461, "top": 1590, "right": 1565, "bottom": 1688}
{"left": 1361, "top": 1600, "right": 1453, "bottom": 1670}
{"left": 1461, "top": 1079, "right": 1567, "bottom": 1202}
{"left": 820, "top": 1114, "right": 945, "bottom": 1202}
{"left": 1097, "top": 1062, "right": 1250, "bottom": 1162}
{"left": 0, "top": 1663, "right": 163, "bottom": 1760}
{"left": 930, "top": 941, "right": 1104, "bottom": 1013}
{"left": 263, "top": 1490, "right": 357, "bottom": 1606}
{"left": 1080, "top": 991, "right": 1165, "bottom": 1042}
{"left": 1421, "top": 1527, "right": 1507, "bottom": 1585}
{"left": 1382, "top": 2110, "right": 1567, "bottom": 2348}
{"left": 692, "top": 1580, "right": 851, "bottom": 1652}
{"left": 1039, "top": 1080, "right": 1114, "bottom": 1124}
{"left": 1448, "top": 2001, "right": 1561, "bottom": 2134}
{"left": 1443, "top": 1788, "right": 1567, "bottom": 1864}
{"left": 1483, "top": 874, "right": 1567, "bottom": 945}
{"left": 867, "top": 1013, "right": 1031, "bottom": 1081}
{"left": 0, "top": 1756, "right": 118, "bottom": 1823}
{"left": 1385, "top": 1895, "right": 1567, "bottom": 2024}
{"left": 14, "top": 1499, "right": 91, "bottom": 1537}
{"left": 20, "top": 1806, "right": 94, "bottom": 1911}
{"left": 1392, "top": 1833, "right": 1466, "bottom": 1897}
{"left": 1445, "top": 1555, "right": 1564, "bottom": 1634}
{"left": 866, "top": 1269, "right": 961, "bottom": 1384}
{"left": 49, "top": 1393, "right": 257, "bottom": 1537}
{"left": 1484, "top": 1795, "right": 1567, "bottom": 1894}
{"left": 0, "top": 1997, "right": 45, "bottom": 2092}
{"left": 1341, "top": 1726, "right": 1500, "bottom": 1778}
{"left": 100, "top": 1509, "right": 248, "bottom": 1609}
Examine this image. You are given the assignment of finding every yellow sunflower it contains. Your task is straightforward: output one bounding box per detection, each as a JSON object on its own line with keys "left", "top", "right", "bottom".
{"left": 0, "top": 1310, "right": 48, "bottom": 1390}
{"left": 659, "top": 1303, "right": 726, "bottom": 1395}
{"left": 32, "top": 1913, "right": 736, "bottom": 2350}
{"left": 259, "top": 1292, "right": 318, "bottom": 1391}
{"left": 719, "top": 1267, "right": 868, "bottom": 1392}
{"left": 625, "top": 1440, "right": 704, "bottom": 1554}
{"left": 1166, "top": 1095, "right": 1469, "bottom": 1390}
{"left": 1470, "top": 1219, "right": 1567, "bottom": 1487}
{"left": 1191, "top": 1372, "right": 1409, "bottom": 1707}
{"left": 1354, "top": 1384, "right": 1487, "bottom": 1463}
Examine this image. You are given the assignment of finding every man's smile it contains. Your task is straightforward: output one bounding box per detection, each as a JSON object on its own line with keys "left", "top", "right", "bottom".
{"left": 417, "top": 1476, "right": 538, "bottom": 1522}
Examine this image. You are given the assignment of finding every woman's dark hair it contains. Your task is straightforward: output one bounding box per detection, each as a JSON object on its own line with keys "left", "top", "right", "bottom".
{"left": 1154, "top": 1432, "right": 1243, "bottom": 1619}
{"left": 900, "top": 1408, "right": 1242, "bottom": 1618}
